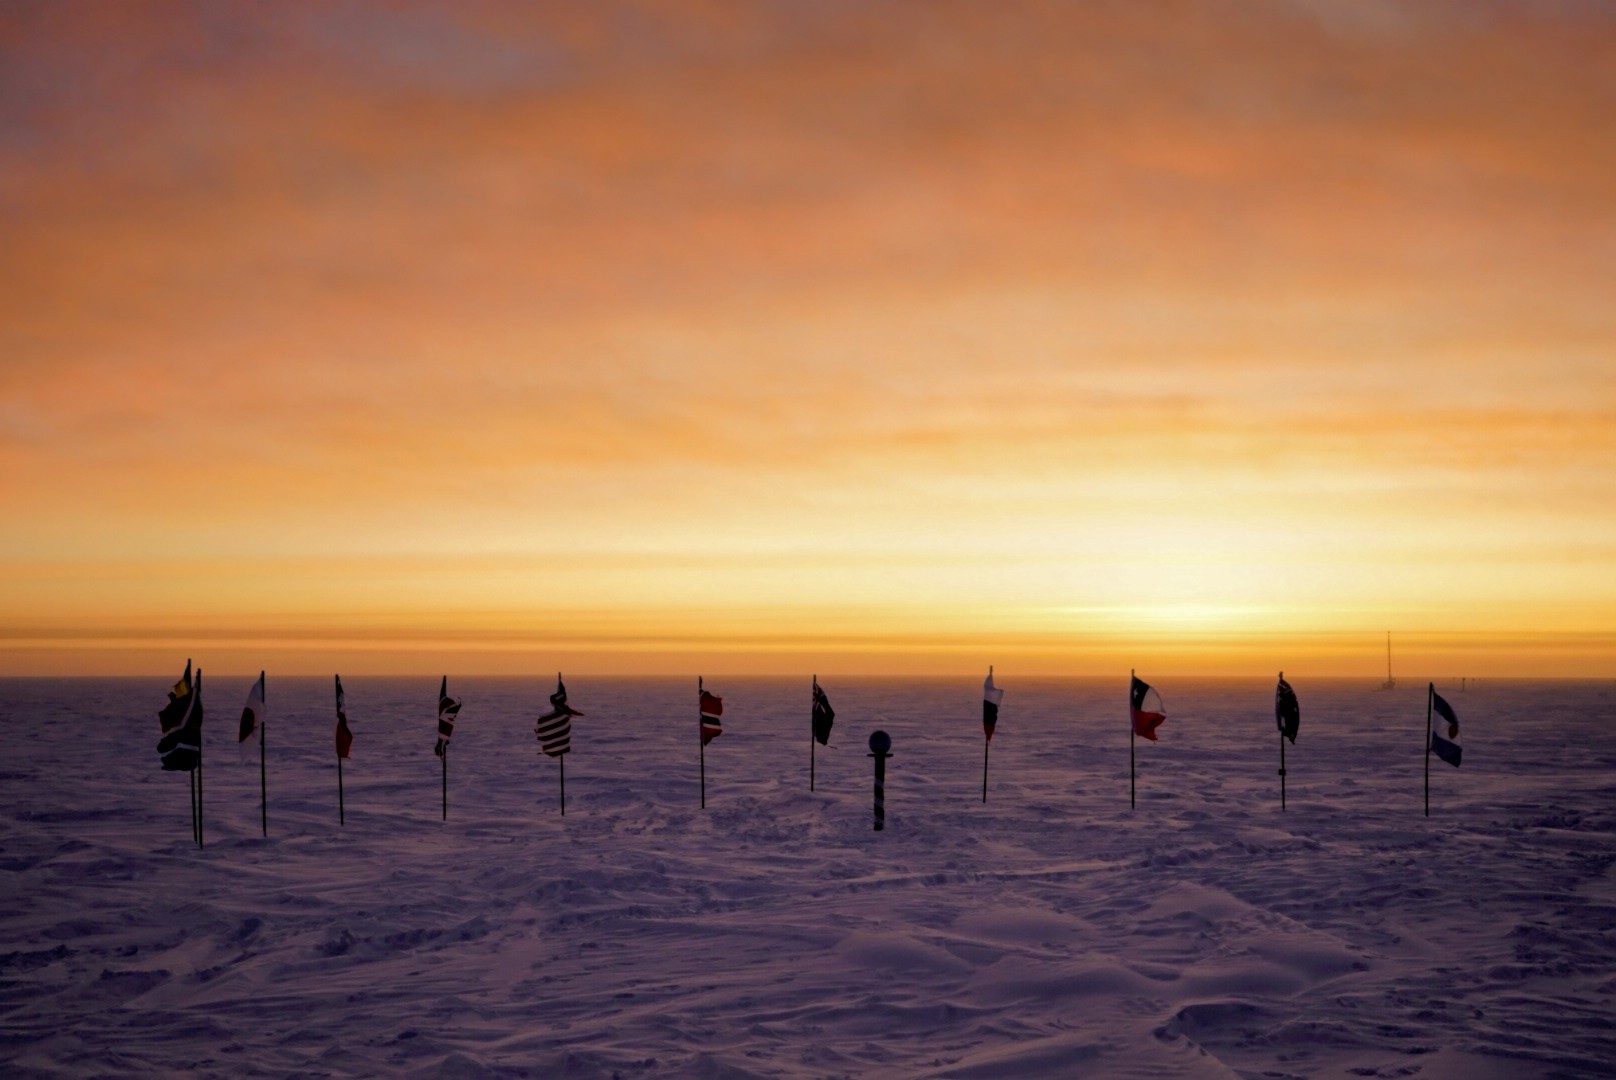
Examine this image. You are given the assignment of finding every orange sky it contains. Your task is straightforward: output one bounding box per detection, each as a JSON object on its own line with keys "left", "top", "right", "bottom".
{"left": 2, "top": 1, "right": 1613, "bottom": 677}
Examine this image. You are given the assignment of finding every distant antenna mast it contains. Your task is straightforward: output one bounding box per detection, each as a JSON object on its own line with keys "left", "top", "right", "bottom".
{"left": 1381, "top": 632, "right": 1397, "bottom": 691}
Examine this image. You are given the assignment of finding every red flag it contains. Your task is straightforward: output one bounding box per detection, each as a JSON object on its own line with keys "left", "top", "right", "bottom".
{"left": 335, "top": 674, "right": 353, "bottom": 759}
{"left": 700, "top": 688, "right": 723, "bottom": 746}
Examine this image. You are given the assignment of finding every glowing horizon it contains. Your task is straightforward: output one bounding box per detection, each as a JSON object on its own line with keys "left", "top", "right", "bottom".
{"left": 3, "top": 2, "right": 1613, "bottom": 678}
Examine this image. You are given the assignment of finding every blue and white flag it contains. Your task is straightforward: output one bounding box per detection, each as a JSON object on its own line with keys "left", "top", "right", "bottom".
{"left": 1430, "top": 688, "right": 1462, "bottom": 767}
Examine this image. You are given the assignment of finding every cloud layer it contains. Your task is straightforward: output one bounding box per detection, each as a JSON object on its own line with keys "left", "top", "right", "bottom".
{"left": 3, "top": 1, "right": 1613, "bottom": 674}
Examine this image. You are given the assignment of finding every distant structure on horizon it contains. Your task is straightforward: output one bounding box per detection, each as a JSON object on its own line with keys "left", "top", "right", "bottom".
{"left": 1380, "top": 632, "right": 1397, "bottom": 691}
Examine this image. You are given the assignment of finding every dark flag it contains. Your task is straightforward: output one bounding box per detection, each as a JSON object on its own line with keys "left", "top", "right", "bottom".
{"left": 238, "top": 671, "right": 265, "bottom": 744}
{"left": 1130, "top": 674, "right": 1166, "bottom": 741}
{"left": 536, "top": 674, "right": 582, "bottom": 758}
{"left": 1431, "top": 690, "right": 1462, "bottom": 767}
{"left": 157, "top": 659, "right": 204, "bottom": 771}
{"left": 434, "top": 676, "right": 462, "bottom": 757}
{"left": 1275, "top": 675, "right": 1299, "bottom": 744}
{"left": 335, "top": 674, "right": 353, "bottom": 758}
{"left": 812, "top": 677, "right": 835, "bottom": 746}
{"left": 700, "top": 687, "right": 724, "bottom": 746}
{"left": 983, "top": 667, "right": 1004, "bottom": 741}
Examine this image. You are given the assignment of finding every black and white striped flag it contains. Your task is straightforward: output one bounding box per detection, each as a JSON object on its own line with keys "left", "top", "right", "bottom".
{"left": 535, "top": 674, "right": 582, "bottom": 758}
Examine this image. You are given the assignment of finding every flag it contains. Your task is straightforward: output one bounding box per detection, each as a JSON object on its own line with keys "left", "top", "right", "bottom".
{"left": 1275, "top": 675, "right": 1299, "bottom": 744}
{"left": 335, "top": 674, "right": 353, "bottom": 759}
{"left": 1430, "top": 688, "right": 1462, "bottom": 767}
{"left": 535, "top": 674, "right": 582, "bottom": 758}
{"left": 1130, "top": 674, "right": 1166, "bottom": 741}
{"left": 812, "top": 677, "right": 835, "bottom": 746}
{"left": 983, "top": 667, "right": 1004, "bottom": 740}
{"left": 157, "top": 659, "right": 204, "bottom": 771}
{"left": 434, "top": 676, "right": 462, "bottom": 757}
{"left": 700, "top": 686, "right": 723, "bottom": 746}
{"left": 238, "top": 671, "right": 265, "bottom": 744}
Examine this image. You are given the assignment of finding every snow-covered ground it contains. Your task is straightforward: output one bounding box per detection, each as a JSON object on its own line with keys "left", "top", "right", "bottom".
{"left": 2, "top": 675, "right": 1613, "bottom": 1079}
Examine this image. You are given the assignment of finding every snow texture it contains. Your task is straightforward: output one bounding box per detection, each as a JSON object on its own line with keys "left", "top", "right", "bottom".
{"left": 2, "top": 676, "right": 1613, "bottom": 1079}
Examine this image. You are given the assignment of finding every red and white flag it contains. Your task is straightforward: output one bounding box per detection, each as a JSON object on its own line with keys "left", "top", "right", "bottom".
{"left": 1130, "top": 674, "right": 1166, "bottom": 741}
{"left": 700, "top": 683, "right": 723, "bottom": 746}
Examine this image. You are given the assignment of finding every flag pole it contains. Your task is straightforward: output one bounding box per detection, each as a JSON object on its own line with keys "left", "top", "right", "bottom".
{"left": 190, "top": 768, "right": 199, "bottom": 845}
{"left": 982, "top": 666, "right": 991, "bottom": 803}
{"left": 699, "top": 676, "right": 706, "bottom": 809}
{"left": 338, "top": 754, "right": 345, "bottom": 826}
{"left": 259, "top": 671, "right": 268, "bottom": 838}
{"left": 442, "top": 746, "right": 448, "bottom": 821}
{"left": 1424, "top": 681, "right": 1433, "bottom": 818}
{"left": 1279, "top": 670, "right": 1286, "bottom": 812}
{"left": 559, "top": 754, "right": 566, "bottom": 816}
{"left": 982, "top": 737, "right": 989, "bottom": 803}
{"left": 1280, "top": 728, "right": 1287, "bottom": 811}
{"left": 195, "top": 668, "right": 204, "bottom": 848}
{"left": 1129, "top": 669, "right": 1136, "bottom": 810}
{"left": 810, "top": 675, "right": 816, "bottom": 793}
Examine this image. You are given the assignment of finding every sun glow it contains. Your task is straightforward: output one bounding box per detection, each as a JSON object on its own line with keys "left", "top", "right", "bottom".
{"left": 1, "top": 3, "right": 1612, "bottom": 677}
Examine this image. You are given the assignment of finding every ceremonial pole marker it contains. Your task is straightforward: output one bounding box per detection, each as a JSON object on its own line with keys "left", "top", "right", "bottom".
{"left": 868, "top": 730, "right": 892, "bottom": 831}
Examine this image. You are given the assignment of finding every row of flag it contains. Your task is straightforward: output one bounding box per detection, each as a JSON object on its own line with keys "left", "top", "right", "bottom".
{"left": 156, "top": 663, "right": 1465, "bottom": 841}
{"left": 164, "top": 665, "right": 1465, "bottom": 769}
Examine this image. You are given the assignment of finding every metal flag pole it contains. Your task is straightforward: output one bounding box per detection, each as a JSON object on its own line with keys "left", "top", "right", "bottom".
{"left": 810, "top": 675, "right": 816, "bottom": 793}
{"left": 195, "top": 668, "right": 204, "bottom": 849}
{"left": 1424, "top": 681, "right": 1433, "bottom": 817}
{"left": 190, "top": 768, "right": 199, "bottom": 845}
{"left": 1130, "top": 669, "right": 1136, "bottom": 810}
{"left": 699, "top": 676, "right": 706, "bottom": 810}
{"left": 1279, "top": 671, "right": 1287, "bottom": 812}
{"left": 981, "top": 736, "right": 990, "bottom": 803}
{"left": 1280, "top": 728, "right": 1287, "bottom": 811}
{"left": 442, "top": 745, "right": 448, "bottom": 821}
{"left": 259, "top": 671, "right": 268, "bottom": 837}
{"left": 559, "top": 754, "right": 566, "bottom": 816}
{"left": 338, "top": 755, "right": 345, "bottom": 826}
{"left": 982, "top": 664, "right": 994, "bottom": 803}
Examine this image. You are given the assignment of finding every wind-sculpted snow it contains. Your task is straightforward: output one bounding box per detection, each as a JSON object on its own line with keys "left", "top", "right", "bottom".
{"left": 1, "top": 676, "right": 1613, "bottom": 1078}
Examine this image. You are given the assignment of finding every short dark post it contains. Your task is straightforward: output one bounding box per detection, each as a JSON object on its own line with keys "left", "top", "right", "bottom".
{"left": 868, "top": 730, "right": 892, "bottom": 831}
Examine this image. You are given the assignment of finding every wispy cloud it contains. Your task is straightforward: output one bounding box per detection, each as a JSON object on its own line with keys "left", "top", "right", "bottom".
{"left": 2, "top": 1, "right": 1612, "bottom": 673}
